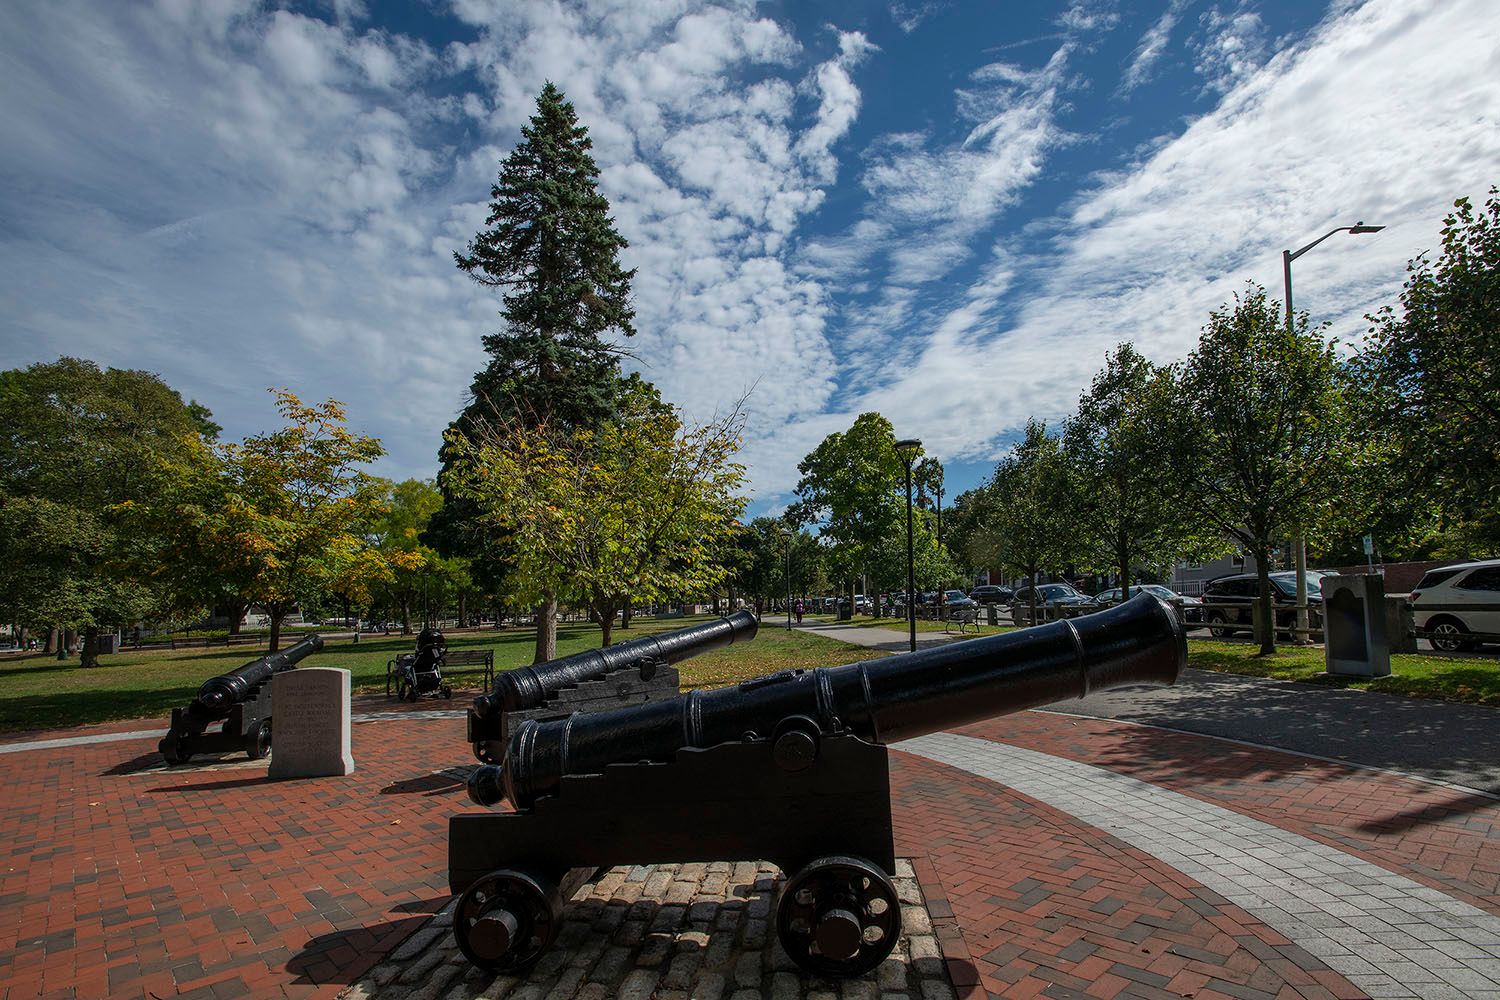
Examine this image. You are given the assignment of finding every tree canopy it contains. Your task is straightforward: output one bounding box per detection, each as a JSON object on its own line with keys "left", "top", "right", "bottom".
{"left": 446, "top": 381, "right": 746, "bottom": 646}
{"left": 0, "top": 357, "right": 215, "bottom": 663}
{"left": 790, "top": 413, "right": 907, "bottom": 599}
{"left": 1362, "top": 187, "right": 1500, "bottom": 552}
{"left": 1157, "top": 283, "right": 1370, "bottom": 652}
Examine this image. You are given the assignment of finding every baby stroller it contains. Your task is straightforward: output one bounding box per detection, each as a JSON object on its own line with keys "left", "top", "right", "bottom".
{"left": 394, "top": 627, "right": 452, "bottom": 701}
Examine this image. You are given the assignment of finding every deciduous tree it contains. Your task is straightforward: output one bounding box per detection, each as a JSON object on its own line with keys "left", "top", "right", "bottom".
{"left": 447, "top": 382, "right": 746, "bottom": 647}
{"left": 1361, "top": 187, "right": 1500, "bottom": 551}
{"left": 1158, "top": 284, "right": 1368, "bottom": 653}
{"left": 790, "top": 413, "right": 905, "bottom": 605}
{"left": 0, "top": 358, "right": 215, "bottom": 665}
{"left": 969, "top": 421, "right": 1078, "bottom": 622}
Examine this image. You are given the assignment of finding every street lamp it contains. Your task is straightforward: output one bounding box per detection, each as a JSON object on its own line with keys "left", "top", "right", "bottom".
{"left": 1281, "top": 222, "right": 1383, "bottom": 644}
{"left": 895, "top": 438, "right": 923, "bottom": 653}
{"left": 784, "top": 526, "right": 793, "bottom": 631}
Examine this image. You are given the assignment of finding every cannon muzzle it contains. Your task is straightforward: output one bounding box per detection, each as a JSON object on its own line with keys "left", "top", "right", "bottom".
{"left": 196, "top": 633, "right": 324, "bottom": 712}
{"left": 475, "top": 594, "right": 1184, "bottom": 809}
{"left": 471, "top": 610, "right": 758, "bottom": 719}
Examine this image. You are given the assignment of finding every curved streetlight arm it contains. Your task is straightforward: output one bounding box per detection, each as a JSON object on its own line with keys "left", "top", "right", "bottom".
{"left": 1280, "top": 220, "right": 1383, "bottom": 645}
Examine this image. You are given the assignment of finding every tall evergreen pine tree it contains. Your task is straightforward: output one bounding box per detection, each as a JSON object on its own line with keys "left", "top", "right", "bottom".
{"left": 433, "top": 82, "right": 636, "bottom": 661}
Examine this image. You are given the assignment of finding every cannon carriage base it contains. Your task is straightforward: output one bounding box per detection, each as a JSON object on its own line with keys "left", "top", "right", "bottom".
{"left": 449, "top": 731, "right": 899, "bottom": 978}
{"left": 466, "top": 659, "right": 682, "bottom": 764}
{"left": 158, "top": 680, "right": 274, "bottom": 765}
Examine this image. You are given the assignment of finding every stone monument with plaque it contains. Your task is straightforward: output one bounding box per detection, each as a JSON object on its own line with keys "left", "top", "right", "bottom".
{"left": 1323, "top": 574, "right": 1391, "bottom": 678}
{"left": 269, "top": 666, "right": 354, "bottom": 778}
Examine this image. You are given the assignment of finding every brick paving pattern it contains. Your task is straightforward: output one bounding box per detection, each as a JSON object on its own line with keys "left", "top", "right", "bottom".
{"left": 344, "top": 859, "right": 957, "bottom": 1000}
{"left": 900, "top": 734, "right": 1500, "bottom": 999}
{"left": 2, "top": 697, "right": 1498, "bottom": 998}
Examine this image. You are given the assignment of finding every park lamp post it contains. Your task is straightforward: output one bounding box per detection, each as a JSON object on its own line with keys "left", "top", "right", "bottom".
{"left": 1282, "top": 222, "right": 1384, "bottom": 643}
{"left": 784, "top": 525, "right": 793, "bottom": 630}
{"left": 896, "top": 438, "right": 923, "bottom": 653}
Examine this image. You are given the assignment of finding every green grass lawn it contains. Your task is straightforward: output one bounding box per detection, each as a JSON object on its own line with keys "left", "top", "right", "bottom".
{"left": 0, "top": 615, "right": 880, "bottom": 734}
{"left": 834, "top": 613, "right": 1019, "bottom": 637}
{"left": 1183, "top": 639, "right": 1500, "bottom": 705}
{"left": 2, "top": 614, "right": 1493, "bottom": 734}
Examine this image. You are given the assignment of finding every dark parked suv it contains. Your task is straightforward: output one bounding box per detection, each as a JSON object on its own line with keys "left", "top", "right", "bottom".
{"left": 969, "top": 585, "right": 1013, "bottom": 605}
{"left": 1200, "top": 571, "right": 1327, "bottom": 638}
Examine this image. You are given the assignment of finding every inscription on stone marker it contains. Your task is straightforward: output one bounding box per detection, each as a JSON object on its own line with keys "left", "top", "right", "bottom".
{"left": 269, "top": 666, "right": 354, "bottom": 778}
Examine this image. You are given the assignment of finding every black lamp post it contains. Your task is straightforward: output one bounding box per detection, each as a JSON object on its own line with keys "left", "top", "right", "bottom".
{"left": 895, "top": 438, "right": 922, "bottom": 653}
{"left": 1281, "top": 221, "right": 1383, "bottom": 643}
{"left": 784, "top": 527, "right": 793, "bottom": 630}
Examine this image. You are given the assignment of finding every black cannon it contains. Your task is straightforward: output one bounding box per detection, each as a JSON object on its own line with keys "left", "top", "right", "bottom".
{"left": 448, "top": 594, "right": 1185, "bottom": 977}
{"left": 158, "top": 633, "right": 323, "bottom": 765}
{"left": 466, "top": 610, "right": 758, "bottom": 763}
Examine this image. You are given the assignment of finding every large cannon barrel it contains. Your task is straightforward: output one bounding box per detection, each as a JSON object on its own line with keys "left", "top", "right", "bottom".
{"left": 471, "top": 610, "right": 758, "bottom": 720}
{"left": 196, "top": 633, "right": 324, "bottom": 712}
{"left": 479, "top": 594, "right": 1184, "bottom": 809}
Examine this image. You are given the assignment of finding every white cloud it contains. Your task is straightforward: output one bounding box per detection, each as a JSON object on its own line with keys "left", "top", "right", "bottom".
{"left": 1120, "top": 2, "right": 1184, "bottom": 93}
{"left": 1192, "top": 2, "right": 1269, "bottom": 94}
{"left": 803, "top": 0, "right": 1500, "bottom": 476}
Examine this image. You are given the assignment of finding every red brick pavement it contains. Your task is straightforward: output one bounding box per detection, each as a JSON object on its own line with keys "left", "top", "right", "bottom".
{"left": 1, "top": 707, "right": 1487, "bottom": 999}
{"left": 890, "top": 751, "right": 1363, "bottom": 1000}
{"left": 956, "top": 713, "right": 1500, "bottom": 917}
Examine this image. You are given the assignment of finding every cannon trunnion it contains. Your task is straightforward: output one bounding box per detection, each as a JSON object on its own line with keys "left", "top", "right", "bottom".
{"left": 158, "top": 633, "right": 323, "bottom": 765}
{"left": 448, "top": 595, "right": 1187, "bottom": 979}
{"left": 466, "top": 610, "right": 758, "bottom": 763}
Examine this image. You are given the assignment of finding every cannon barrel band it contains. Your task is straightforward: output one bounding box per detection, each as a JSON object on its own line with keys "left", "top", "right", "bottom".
{"left": 471, "top": 610, "right": 758, "bottom": 719}
{"left": 485, "top": 593, "right": 1184, "bottom": 810}
{"left": 195, "top": 633, "right": 325, "bottom": 711}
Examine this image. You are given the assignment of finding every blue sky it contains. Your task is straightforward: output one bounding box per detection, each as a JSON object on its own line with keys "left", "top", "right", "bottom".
{"left": 2, "top": 0, "right": 1496, "bottom": 519}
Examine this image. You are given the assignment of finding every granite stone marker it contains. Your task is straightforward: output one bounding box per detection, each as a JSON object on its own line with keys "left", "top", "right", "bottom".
{"left": 1323, "top": 574, "right": 1391, "bottom": 678}
{"left": 269, "top": 666, "right": 354, "bottom": 778}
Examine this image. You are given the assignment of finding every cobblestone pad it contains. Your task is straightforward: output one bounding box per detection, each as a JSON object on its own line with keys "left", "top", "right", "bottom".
{"left": 903, "top": 732, "right": 1500, "bottom": 1000}
{"left": 342, "top": 860, "right": 958, "bottom": 1000}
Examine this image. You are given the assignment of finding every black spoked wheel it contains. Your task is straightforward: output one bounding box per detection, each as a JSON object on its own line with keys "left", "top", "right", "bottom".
{"left": 244, "top": 719, "right": 272, "bottom": 760}
{"left": 159, "top": 732, "right": 193, "bottom": 766}
{"left": 1207, "top": 612, "right": 1230, "bottom": 639}
{"left": 777, "top": 855, "right": 902, "bottom": 978}
{"left": 453, "top": 869, "right": 564, "bottom": 972}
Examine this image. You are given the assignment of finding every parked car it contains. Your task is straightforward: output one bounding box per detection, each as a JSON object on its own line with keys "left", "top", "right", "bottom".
{"left": 1200, "top": 571, "right": 1327, "bottom": 639}
{"left": 1410, "top": 558, "right": 1500, "bottom": 652}
{"left": 969, "top": 585, "right": 1013, "bottom": 605}
{"left": 942, "top": 589, "right": 979, "bottom": 610}
{"left": 1093, "top": 584, "right": 1203, "bottom": 623}
{"left": 1010, "top": 584, "right": 1095, "bottom": 625}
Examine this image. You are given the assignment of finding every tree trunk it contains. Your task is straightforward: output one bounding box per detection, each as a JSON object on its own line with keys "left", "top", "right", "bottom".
{"left": 533, "top": 597, "right": 557, "bottom": 663}
{"left": 226, "top": 597, "right": 247, "bottom": 636}
{"left": 458, "top": 592, "right": 468, "bottom": 628}
{"left": 400, "top": 595, "right": 413, "bottom": 634}
{"left": 597, "top": 602, "right": 617, "bottom": 647}
{"left": 754, "top": 597, "right": 764, "bottom": 619}
{"left": 1118, "top": 537, "right": 1132, "bottom": 600}
{"left": 64, "top": 627, "right": 79, "bottom": 653}
{"left": 621, "top": 597, "right": 633, "bottom": 629}
{"left": 268, "top": 610, "right": 283, "bottom": 653}
{"left": 342, "top": 596, "right": 353, "bottom": 631}
{"left": 80, "top": 626, "right": 100, "bottom": 669}
{"left": 1028, "top": 567, "right": 1040, "bottom": 626}
{"left": 1253, "top": 548, "right": 1276, "bottom": 655}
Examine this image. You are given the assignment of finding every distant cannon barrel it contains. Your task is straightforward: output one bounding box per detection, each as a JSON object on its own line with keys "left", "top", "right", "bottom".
{"left": 196, "top": 633, "right": 324, "bottom": 712}
{"left": 471, "top": 610, "right": 758, "bottom": 720}
{"left": 477, "top": 594, "right": 1184, "bottom": 809}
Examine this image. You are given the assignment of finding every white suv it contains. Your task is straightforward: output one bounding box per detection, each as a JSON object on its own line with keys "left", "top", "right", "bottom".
{"left": 1410, "top": 559, "right": 1500, "bottom": 652}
